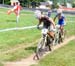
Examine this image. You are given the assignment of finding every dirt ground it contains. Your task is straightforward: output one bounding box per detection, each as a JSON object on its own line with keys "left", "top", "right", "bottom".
{"left": 3, "top": 36, "right": 75, "bottom": 66}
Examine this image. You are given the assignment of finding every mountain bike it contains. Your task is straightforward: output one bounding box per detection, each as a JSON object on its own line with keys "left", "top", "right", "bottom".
{"left": 53, "top": 25, "right": 60, "bottom": 45}
{"left": 53, "top": 25, "right": 66, "bottom": 45}
{"left": 55, "top": 25, "right": 66, "bottom": 44}
{"left": 34, "top": 28, "right": 53, "bottom": 60}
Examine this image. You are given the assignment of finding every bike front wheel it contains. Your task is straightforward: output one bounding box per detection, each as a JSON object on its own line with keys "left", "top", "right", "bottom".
{"left": 35, "top": 38, "right": 47, "bottom": 60}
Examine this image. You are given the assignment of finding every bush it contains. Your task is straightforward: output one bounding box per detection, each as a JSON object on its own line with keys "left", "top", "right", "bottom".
{"left": 5, "top": 0, "right": 10, "bottom": 5}
{"left": 72, "top": 2, "right": 75, "bottom": 7}
{"left": 52, "top": 4, "right": 59, "bottom": 9}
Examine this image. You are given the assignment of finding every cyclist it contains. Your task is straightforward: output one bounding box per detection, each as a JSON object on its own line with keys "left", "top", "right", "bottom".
{"left": 54, "top": 7, "right": 66, "bottom": 37}
{"left": 47, "top": 9, "right": 52, "bottom": 17}
{"left": 35, "top": 10, "right": 55, "bottom": 40}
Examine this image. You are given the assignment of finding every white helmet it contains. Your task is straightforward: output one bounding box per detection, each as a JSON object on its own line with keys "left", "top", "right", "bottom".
{"left": 34, "top": 10, "right": 41, "bottom": 19}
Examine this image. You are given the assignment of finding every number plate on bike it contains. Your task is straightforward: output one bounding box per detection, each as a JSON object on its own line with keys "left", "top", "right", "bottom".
{"left": 41, "top": 28, "right": 48, "bottom": 34}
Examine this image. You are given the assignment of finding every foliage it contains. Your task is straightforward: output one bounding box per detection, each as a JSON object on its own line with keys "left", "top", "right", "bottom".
{"left": 0, "top": 0, "right": 75, "bottom": 8}
{"left": 72, "top": 2, "right": 75, "bottom": 7}
{"left": 0, "top": 0, "right": 45, "bottom": 7}
{"left": 4, "top": 0, "right": 10, "bottom": 5}
{"left": 19, "top": 0, "right": 45, "bottom": 7}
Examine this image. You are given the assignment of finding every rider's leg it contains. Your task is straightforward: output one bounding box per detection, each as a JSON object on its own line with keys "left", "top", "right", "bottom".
{"left": 48, "top": 31, "right": 55, "bottom": 40}
{"left": 47, "top": 31, "right": 55, "bottom": 48}
{"left": 60, "top": 25, "right": 64, "bottom": 35}
{"left": 48, "top": 24, "right": 55, "bottom": 40}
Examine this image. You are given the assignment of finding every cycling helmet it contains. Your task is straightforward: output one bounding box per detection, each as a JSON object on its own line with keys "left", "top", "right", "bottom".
{"left": 34, "top": 10, "right": 42, "bottom": 19}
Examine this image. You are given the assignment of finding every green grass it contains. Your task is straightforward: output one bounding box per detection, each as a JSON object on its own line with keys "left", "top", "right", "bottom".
{"left": 64, "top": 14, "right": 75, "bottom": 36}
{"left": 0, "top": 44, "right": 36, "bottom": 61}
{"left": 0, "top": 62, "right": 3, "bottom": 66}
{"left": 32, "top": 40, "right": 75, "bottom": 66}
{"left": 0, "top": 28, "right": 41, "bottom": 61}
{"left": 0, "top": 8, "right": 75, "bottom": 62}
{"left": 0, "top": 8, "right": 37, "bottom": 29}
{"left": 0, "top": 29, "right": 41, "bottom": 52}
{"left": 0, "top": 8, "right": 40, "bottom": 61}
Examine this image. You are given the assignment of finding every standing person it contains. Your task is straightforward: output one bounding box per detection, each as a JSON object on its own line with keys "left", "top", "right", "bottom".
{"left": 47, "top": 8, "right": 52, "bottom": 17}
{"left": 54, "top": 7, "right": 66, "bottom": 37}
{"left": 7, "top": 2, "right": 22, "bottom": 23}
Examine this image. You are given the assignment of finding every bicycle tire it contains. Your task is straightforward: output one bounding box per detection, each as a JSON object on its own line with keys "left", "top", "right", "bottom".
{"left": 35, "top": 38, "right": 46, "bottom": 59}
{"left": 53, "top": 30, "right": 60, "bottom": 45}
{"left": 35, "top": 34, "right": 52, "bottom": 59}
{"left": 58, "top": 29, "right": 66, "bottom": 43}
{"left": 46, "top": 34, "right": 52, "bottom": 51}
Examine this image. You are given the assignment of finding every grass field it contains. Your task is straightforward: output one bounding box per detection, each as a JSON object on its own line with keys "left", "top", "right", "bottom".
{"left": 0, "top": 8, "right": 75, "bottom": 64}
{"left": 32, "top": 40, "right": 75, "bottom": 66}
{"left": 0, "top": 29, "right": 41, "bottom": 61}
{"left": 0, "top": 8, "right": 36, "bottom": 29}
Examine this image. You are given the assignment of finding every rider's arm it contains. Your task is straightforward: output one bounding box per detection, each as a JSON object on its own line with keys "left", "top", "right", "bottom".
{"left": 49, "top": 18, "right": 55, "bottom": 28}
{"left": 37, "top": 19, "right": 42, "bottom": 29}
{"left": 37, "top": 19, "right": 42, "bottom": 26}
{"left": 63, "top": 15, "right": 66, "bottom": 25}
{"left": 53, "top": 14, "right": 58, "bottom": 21}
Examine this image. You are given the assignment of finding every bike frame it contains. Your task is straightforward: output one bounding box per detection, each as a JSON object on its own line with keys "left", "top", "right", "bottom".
{"left": 37, "top": 28, "right": 48, "bottom": 50}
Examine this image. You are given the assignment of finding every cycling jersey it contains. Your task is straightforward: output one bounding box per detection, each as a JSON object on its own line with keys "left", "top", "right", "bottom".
{"left": 56, "top": 14, "right": 65, "bottom": 26}
{"left": 39, "top": 16, "right": 51, "bottom": 28}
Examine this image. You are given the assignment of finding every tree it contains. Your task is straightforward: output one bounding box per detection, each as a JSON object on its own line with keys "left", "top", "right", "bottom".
{"left": 52, "top": 0, "right": 58, "bottom": 8}
{"left": 5, "top": 0, "right": 10, "bottom": 5}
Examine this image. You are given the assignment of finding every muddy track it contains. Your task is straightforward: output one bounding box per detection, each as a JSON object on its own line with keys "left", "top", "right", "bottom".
{"left": 3, "top": 36, "right": 75, "bottom": 66}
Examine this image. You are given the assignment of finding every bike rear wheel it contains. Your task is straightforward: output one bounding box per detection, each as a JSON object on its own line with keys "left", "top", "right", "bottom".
{"left": 53, "top": 30, "right": 60, "bottom": 45}
{"left": 58, "top": 29, "right": 66, "bottom": 43}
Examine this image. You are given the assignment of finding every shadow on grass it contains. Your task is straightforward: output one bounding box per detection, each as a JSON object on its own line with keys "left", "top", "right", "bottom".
{"left": 24, "top": 46, "right": 37, "bottom": 52}
{"left": 6, "top": 20, "right": 16, "bottom": 22}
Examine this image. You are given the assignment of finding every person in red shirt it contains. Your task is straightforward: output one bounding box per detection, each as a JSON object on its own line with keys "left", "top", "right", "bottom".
{"left": 7, "top": 2, "right": 22, "bottom": 23}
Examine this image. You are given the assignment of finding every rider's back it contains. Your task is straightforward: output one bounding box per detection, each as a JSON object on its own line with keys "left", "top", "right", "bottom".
{"left": 58, "top": 14, "right": 65, "bottom": 25}
{"left": 40, "top": 16, "right": 51, "bottom": 28}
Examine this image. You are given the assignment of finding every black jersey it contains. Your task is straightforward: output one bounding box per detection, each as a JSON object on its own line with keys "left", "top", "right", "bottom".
{"left": 40, "top": 16, "right": 51, "bottom": 28}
